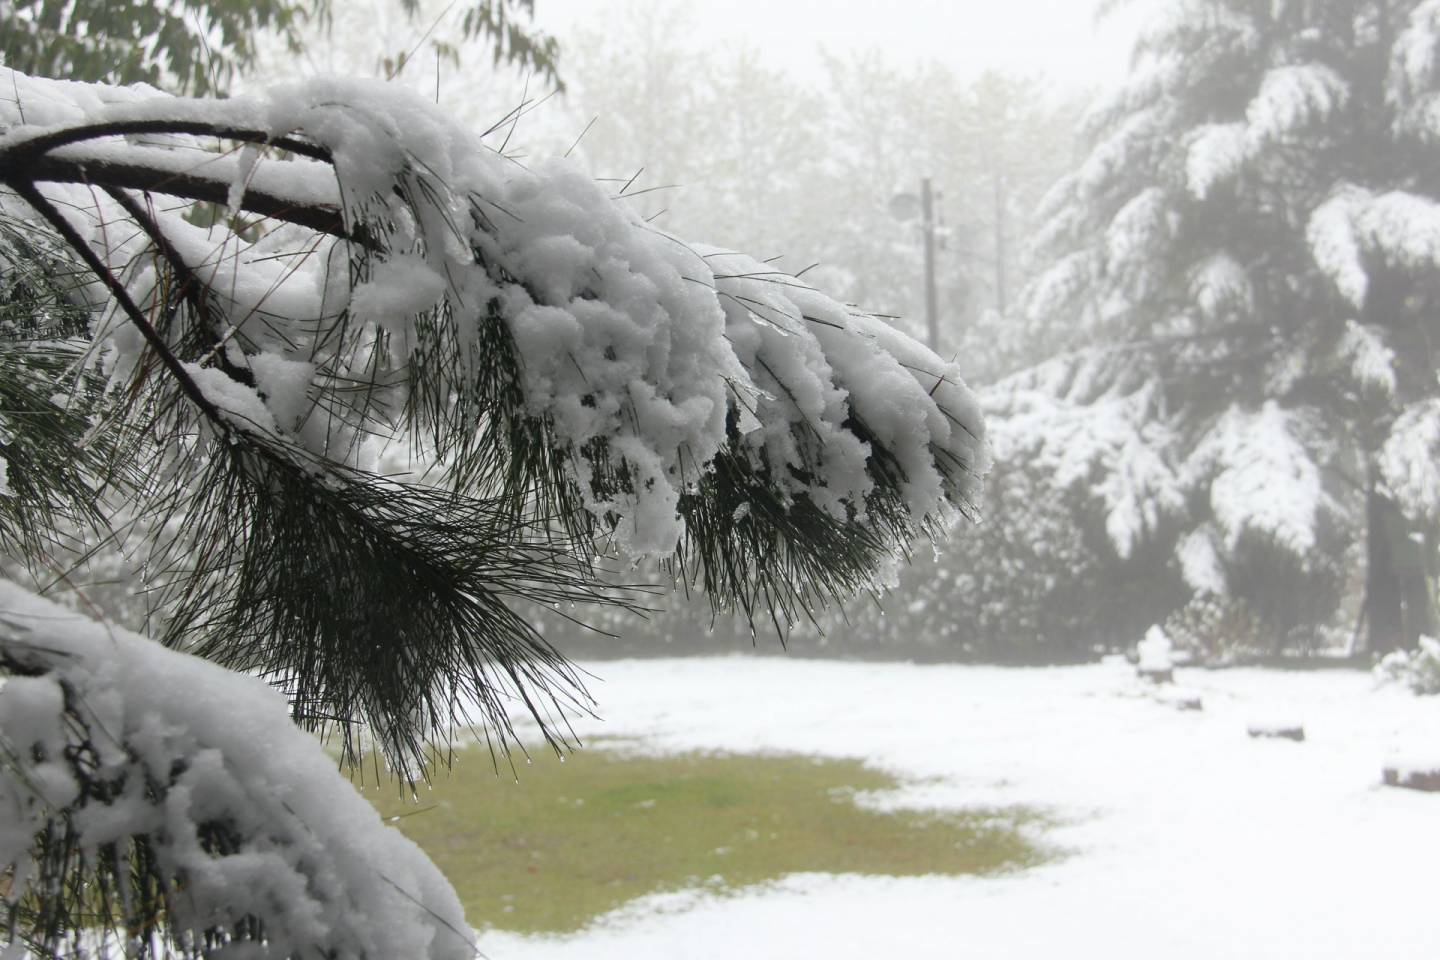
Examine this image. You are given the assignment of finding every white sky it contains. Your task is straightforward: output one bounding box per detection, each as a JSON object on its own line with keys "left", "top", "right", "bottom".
{"left": 533, "top": 0, "right": 1148, "bottom": 91}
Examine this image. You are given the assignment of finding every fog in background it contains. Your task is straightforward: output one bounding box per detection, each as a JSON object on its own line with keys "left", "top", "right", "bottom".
{"left": 171, "top": 1, "right": 1440, "bottom": 669}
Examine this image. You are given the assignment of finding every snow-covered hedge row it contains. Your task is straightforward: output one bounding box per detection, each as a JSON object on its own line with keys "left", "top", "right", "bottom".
{"left": 1376, "top": 636, "right": 1440, "bottom": 695}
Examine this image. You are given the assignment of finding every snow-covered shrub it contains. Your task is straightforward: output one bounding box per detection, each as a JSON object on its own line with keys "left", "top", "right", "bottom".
{"left": 0, "top": 581, "right": 473, "bottom": 960}
{"left": 938, "top": 471, "right": 1178, "bottom": 662}
{"left": 1376, "top": 636, "right": 1440, "bottom": 694}
{"left": 1163, "top": 593, "right": 1266, "bottom": 665}
{"left": 1223, "top": 526, "right": 1349, "bottom": 653}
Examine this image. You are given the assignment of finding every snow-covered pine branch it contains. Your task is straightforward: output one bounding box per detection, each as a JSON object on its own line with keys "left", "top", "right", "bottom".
{"left": 0, "top": 582, "right": 474, "bottom": 960}
{"left": 0, "top": 67, "right": 987, "bottom": 768}
{"left": 0, "top": 64, "right": 988, "bottom": 958}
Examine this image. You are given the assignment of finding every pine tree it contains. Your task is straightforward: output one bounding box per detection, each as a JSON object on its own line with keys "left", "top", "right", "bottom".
{"left": 0, "top": 63, "right": 986, "bottom": 957}
{"left": 1019, "top": 0, "right": 1440, "bottom": 653}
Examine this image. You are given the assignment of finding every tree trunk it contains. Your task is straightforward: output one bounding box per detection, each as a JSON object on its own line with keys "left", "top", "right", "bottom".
{"left": 1366, "top": 480, "right": 1434, "bottom": 654}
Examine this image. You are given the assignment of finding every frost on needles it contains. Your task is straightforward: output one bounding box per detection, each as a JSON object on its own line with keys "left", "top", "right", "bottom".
{"left": 0, "top": 68, "right": 987, "bottom": 956}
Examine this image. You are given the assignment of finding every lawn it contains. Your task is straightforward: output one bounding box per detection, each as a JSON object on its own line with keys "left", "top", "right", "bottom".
{"left": 458, "top": 658, "right": 1440, "bottom": 960}
{"left": 357, "top": 741, "right": 1044, "bottom": 933}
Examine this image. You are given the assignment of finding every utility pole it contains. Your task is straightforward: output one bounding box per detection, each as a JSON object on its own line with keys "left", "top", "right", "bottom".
{"left": 921, "top": 177, "right": 940, "bottom": 353}
{"left": 993, "top": 170, "right": 1008, "bottom": 317}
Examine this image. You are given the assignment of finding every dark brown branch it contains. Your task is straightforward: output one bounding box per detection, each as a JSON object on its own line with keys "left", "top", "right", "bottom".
{"left": 7, "top": 178, "right": 228, "bottom": 427}
{"left": 0, "top": 119, "right": 332, "bottom": 168}
{"left": 105, "top": 187, "right": 214, "bottom": 315}
{"left": 18, "top": 153, "right": 358, "bottom": 242}
{"left": 104, "top": 186, "right": 258, "bottom": 389}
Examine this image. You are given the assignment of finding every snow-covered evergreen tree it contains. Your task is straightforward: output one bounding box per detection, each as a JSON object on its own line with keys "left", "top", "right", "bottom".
{"left": 0, "top": 64, "right": 986, "bottom": 957}
{"left": 1019, "top": 0, "right": 1440, "bottom": 652}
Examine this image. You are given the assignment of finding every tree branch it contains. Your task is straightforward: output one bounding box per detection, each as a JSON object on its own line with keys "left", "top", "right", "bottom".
{"left": 0, "top": 119, "right": 332, "bottom": 168}
{"left": 6, "top": 178, "right": 228, "bottom": 426}
{"left": 18, "top": 153, "right": 356, "bottom": 241}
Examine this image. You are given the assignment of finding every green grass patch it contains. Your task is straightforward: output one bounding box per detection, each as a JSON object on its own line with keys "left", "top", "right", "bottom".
{"left": 358, "top": 743, "right": 1044, "bottom": 935}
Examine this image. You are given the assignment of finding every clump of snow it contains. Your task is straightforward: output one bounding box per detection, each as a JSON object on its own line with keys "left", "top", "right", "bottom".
{"left": 986, "top": 376, "right": 1180, "bottom": 561}
{"left": 0, "top": 580, "right": 473, "bottom": 960}
{"left": 1077, "top": 108, "right": 1163, "bottom": 199}
{"left": 249, "top": 352, "right": 318, "bottom": 434}
{"left": 1136, "top": 624, "right": 1174, "bottom": 679}
{"left": 1310, "top": 186, "right": 1440, "bottom": 309}
{"left": 1391, "top": 1, "right": 1440, "bottom": 138}
{"left": 1185, "top": 123, "right": 1247, "bottom": 199}
{"left": 1105, "top": 187, "right": 1174, "bottom": 281}
{"left": 1308, "top": 186, "right": 1371, "bottom": 308}
{"left": 181, "top": 360, "right": 281, "bottom": 436}
{"left": 1338, "top": 320, "right": 1397, "bottom": 398}
{"left": 1394, "top": 0, "right": 1440, "bottom": 93}
{"left": 349, "top": 255, "right": 450, "bottom": 337}
{"left": 1245, "top": 64, "right": 1349, "bottom": 147}
{"left": 1379, "top": 399, "right": 1440, "bottom": 523}
{"left": 1189, "top": 253, "right": 1252, "bottom": 321}
{"left": 1023, "top": 249, "right": 1099, "bottom": 327}
{"left": 1185, "top": 402, "right": 1327, "bottom": 559}
{"left": 1176, "top": 527, "right": 1227, "bottom": 596}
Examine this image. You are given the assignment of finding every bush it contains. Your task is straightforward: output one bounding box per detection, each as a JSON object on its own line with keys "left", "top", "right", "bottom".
{"left": 1376, "top": 636, "right": 1440, "bottom": 695}
{"left": 1163, "top": 594, "right": 1268, "bottom": 665}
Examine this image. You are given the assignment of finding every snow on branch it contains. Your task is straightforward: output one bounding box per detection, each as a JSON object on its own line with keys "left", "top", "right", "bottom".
{"left": 986, "top": 375, "right": 1181, "bottom": 560}
{"left": 1308, "top": 185, "right": 1372, "bottom": 307}
{"left": 1309, "top": 185, "right": 1440, "bottom": 306}
{"left": 1184, "top": 402, "right": 1329, "bottom": 559}
{"left": 1356, "top": 190, "right": 1440, "bottom": 272}
{"left": 0, "top": 67, "right": 987, "bottom": 769}
{"left": 1177, "top": 525, "right": 1228, "bottom": 595}
{"left": 1185, "top": 122, "right": 1247, "bottom": 199}
{"left": 1245, "top": 64, "right": 1350, "bottom": 147}
{"left": 1380, "top": 399, "right": 1440, "bottom": 523}
{"left": 1338, "top": 320, "right": 1398, "bottom": 399}
{"left": 0, "top": 68, "right": 984, "bottom": 553}
{"left": 1076, "top": 108, "right": 1164, "bottom": 199}
{"left": 1189, "top": 253, "right": 1253, "bottom": 322}
{"left": 0, "top": 581, "right": 474, "bottom": 960}
{"left": 1391, "top": 0, "right": 1440, "bottom": 137}
{"left": 1105, "top": 186, "right": 1176, "bottom": 292}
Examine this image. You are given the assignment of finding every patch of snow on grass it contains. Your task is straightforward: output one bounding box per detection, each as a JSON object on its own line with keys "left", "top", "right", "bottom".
{"left": 481, "top": 657, "right": 1440, "bottom": 960}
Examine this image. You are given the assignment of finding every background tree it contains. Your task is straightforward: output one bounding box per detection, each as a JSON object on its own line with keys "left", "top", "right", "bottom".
{"left": 0, "top": 0, "right": 561, "bottom": 95}
{"left": 1000, "top": 0, "right": 1440, "bottom": 655}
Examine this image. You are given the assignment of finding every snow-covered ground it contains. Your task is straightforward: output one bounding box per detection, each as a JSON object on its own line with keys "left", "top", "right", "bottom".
{"left": 481, "top": 656, "right": 1440, "bottom": 959}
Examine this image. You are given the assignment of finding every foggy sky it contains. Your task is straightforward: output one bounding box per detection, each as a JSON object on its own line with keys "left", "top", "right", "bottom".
{"left": 531, "top": 0, "right": 1149, "bottom": 91}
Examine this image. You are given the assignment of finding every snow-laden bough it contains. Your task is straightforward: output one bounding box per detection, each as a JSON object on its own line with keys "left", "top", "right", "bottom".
{"left": 0, "top": 581, "right": 474, "bottom": 960}
{"left": 0, "top": 68, "right": 987, "bottom": 953}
